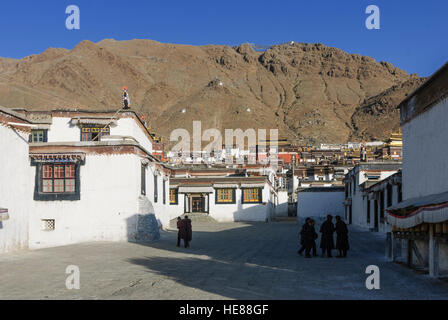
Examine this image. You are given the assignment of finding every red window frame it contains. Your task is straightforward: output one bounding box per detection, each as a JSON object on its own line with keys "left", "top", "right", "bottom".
{"left": 41, "top": 163, "right": 76, "bottom": 194}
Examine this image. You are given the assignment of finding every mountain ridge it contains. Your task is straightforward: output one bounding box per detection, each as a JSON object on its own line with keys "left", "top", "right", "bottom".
{"left": 0, "top": 39, "right": 424, "bottom": 146}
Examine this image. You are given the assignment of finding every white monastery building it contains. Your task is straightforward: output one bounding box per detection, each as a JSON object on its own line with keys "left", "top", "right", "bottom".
{"left": 343, "top": 162, "right": 402, "bottom": 230}
{"left": 0, "top": 108, "right": 170, "bottom": 253}
{"left": 387, "top": 62, "right": 448, "bottom": 277}
{"left": 0, "top": 107, "right": 34, "bottom": 253}
{"left": 0, "top": 107, "right": 289, "bottom": 254}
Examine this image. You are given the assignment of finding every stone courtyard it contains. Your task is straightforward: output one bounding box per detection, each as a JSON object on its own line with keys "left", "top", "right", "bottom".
{"left": 1, "top": 220, "right": 448, "bottom": 300}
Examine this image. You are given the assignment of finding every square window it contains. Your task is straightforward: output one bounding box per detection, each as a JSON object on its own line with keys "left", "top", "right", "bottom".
{"left": 216, "top": 189, "right": 234, "bottom": 203}
{"left": 30, "top": 130, "right": 47, "bottom": 143}
{"left": 39, "top": 163, "right": 78, "bottom": 195}
{"left": 35, "top": 163, "right": 80, "bottom": 201}
{"left": 42, "top": 219, "right": 55, "bottom": 231}
{"left": 242, "top": 188, "right": 262, "bottom": 203}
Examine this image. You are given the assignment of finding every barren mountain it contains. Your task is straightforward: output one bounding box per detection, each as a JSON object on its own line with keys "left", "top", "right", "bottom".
{"left": 0, "top": 39, "right": 423, "bottom": 146}
{"left": 350, "top": 76, "right": 426, "bottom": 141}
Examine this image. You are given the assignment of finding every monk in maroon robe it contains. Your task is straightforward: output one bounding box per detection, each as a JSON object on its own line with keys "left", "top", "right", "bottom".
{"left": 176, "top": 217, "right": 183, "bottom": 247}
{"left": 183, "top": 216, "right": 192, "bottom": 248}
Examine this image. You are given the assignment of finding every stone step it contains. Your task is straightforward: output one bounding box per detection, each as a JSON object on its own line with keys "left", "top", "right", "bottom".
{"left": 170, "top": 213, "right": 217, "bottom": 224}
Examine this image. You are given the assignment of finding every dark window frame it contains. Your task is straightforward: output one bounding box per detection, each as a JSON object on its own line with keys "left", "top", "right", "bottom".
{"left": 29, "top": 129, "right": 48, "bottom": 143}
{"left": 163, "top": 180, "right": 166, "bottom": 204}
{"left": 215, "top": 188, "right": 236, "bottom": 204}
{"left": 141, "top": 164, "right": 146, "bottom": 195}
{"left": 154, "top": 174, "right": 158, "bottom": 203}
{"left": 80, "top": 124, "right": 110, "bottom": 142}
{"left": 241, "top": 187, "right": 263, "bottom": 204}
{"left": 32, "top": 160, "right": 82, "bottom": 201}
{"left": 41, "top": 163, "right": 76, "bottom": 194}
{"left": 170, "top": 188, "right": 179, "bottom": 205}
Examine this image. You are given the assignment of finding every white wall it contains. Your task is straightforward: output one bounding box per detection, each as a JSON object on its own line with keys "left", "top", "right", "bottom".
{"left": 275, "top": 190, "right": 289, "bottom": 217}
{"left": 48, "top": 116, "right": 153, "bottom": 154}
{"left": 168, "top": 183, "right": 274, "bottom": 223}
{"left": 48, "top": 117, "right": 80, "bottom": 142}
{"left": 297, "top": 191, "right": 345, "bottom": 220}
{"left": 29, "top": 154, "right": 139, "bottom": 249}
{"left": 402, "top": 98, "right": 448, "bottom": 200}
{"left": 144, "top": 164, "right": 170, "bottom": 228}
{"left": 111, "top": 118, "right": 153, "bottom": 153}
{"left": 0, "top": 124, "right": 32, "bottom": 253}
{"left": 29, "top": 153, "right": 171, "bottom": 249}
{"left": 211, "top": 184, "right": 273, "bottom": 222}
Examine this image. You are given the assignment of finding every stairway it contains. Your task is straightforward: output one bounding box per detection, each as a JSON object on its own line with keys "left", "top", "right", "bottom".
{"left": 170, "top": 212, "right": 217, "bottom": 225}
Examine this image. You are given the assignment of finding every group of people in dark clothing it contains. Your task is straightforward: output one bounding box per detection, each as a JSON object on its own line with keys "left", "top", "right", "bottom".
{"left": 176, "top": 216, "right": 193, "bottom": 248}
{"left": 298, "top": 215, "right": 349, "bottom": 258}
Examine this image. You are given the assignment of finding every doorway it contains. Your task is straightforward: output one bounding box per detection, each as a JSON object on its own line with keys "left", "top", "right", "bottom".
{"left": 191, "top": 195, "right": 205, "bottom": 213}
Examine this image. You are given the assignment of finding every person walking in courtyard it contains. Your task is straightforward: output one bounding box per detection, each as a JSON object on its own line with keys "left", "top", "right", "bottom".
{"left": 309, "top": 219, "right": 318, "bottom": 256}
{"left": 298, "top": 218, "right": 317, "bottom": 258}
{"left": 183, "top": 216, "right": 192, "bottom": 248}
{"left": 320, "top": 215, "right": 335, "bottom": 258}
{"left": 335, "top": 215, "right": 349, "bottom": 258}
{"left": 176, "top": 217, "right": 183, "bottom": 247}
{"left": 297, "top": 218, "right": 311, "bottom": 256}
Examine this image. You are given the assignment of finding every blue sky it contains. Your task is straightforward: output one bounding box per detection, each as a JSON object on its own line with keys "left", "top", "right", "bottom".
{"left": 0, "top": 0, "right": 446, "bottom": 76}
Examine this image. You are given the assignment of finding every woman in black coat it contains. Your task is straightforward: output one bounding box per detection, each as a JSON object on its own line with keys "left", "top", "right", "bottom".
{"left": 335, "top": 216, "right": 349, "bottom": 258}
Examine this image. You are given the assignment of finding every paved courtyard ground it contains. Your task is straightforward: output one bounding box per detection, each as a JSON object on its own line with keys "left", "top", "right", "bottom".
{"left": 1, "top": 219, "right": 448, "bottom": 300}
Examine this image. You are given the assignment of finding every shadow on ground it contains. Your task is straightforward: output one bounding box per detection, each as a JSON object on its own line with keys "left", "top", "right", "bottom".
{"left": 128, "top": 221, "right": 303, "bottom": 299}
{"left": 124, "top": 219, "right": 448, "bottom": 299}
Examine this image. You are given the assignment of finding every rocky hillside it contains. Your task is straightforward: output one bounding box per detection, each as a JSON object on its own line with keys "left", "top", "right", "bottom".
{"left": 0, "top": 39, "right": 423, "bottom": 145}
{"left": 350, "top": 77, "right": 426, "bottom": 141}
